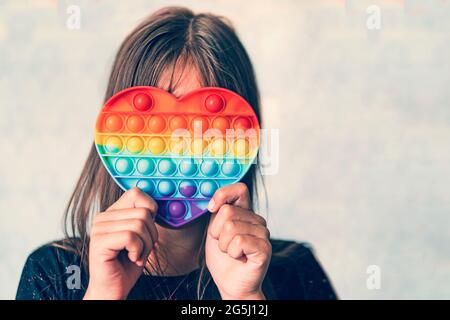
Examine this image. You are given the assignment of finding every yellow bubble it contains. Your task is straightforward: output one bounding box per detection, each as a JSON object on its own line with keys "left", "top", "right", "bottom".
{"left": 148, "top": 137, "right": 166, "bottom": 155}
{"left": 105, "top": 136, "right": 123, "bottom": 154}
{"left": 169, "top": 137, "right": 185, "bottom": 155}
{"left": 233, "top": 138, "right": 249, "bottom": 157}
{"left": 210, "top": 138, "right": 227, "bottom": 156}
{"left": 127, "top": 136, "right": 144, "bottom": 154}
{"left": 191, "top": 139, "right": 208, "bottom": 156}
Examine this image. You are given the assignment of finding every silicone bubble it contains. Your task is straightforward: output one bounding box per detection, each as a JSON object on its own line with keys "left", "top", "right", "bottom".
{"left": 95, "top": 86, "right": 260, "bottom": 227}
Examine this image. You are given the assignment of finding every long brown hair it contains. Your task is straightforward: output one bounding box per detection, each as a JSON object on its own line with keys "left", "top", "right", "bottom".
{"left": 62, "top": 6, "right": 262, "bottom": 299}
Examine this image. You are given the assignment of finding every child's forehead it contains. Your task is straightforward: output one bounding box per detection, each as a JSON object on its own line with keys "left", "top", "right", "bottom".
{"left": 157, "top": 62, "right": 203, "bottom": 98}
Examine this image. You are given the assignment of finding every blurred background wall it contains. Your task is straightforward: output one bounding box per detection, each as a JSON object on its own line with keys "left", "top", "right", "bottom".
{"left": 0, "top": 0, "right": 449, "bottom": 299}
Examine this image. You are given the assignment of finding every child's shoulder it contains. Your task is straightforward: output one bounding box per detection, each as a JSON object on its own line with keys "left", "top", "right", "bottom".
{"left": 269, "top": 238, "right": 317, "bottom": 264}
{"left": 266, "top": 238, "right": 337, "bottom": 299}
{"left": 17, "top": 238, "right": 87, "bottom": 300}
{"left": 24, "top": 238, "right": 85, "bottom": 272}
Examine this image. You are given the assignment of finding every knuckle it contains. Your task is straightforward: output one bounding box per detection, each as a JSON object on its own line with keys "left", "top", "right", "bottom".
{"left": 129, "top": 187, "right": 141, "bottom": 198}
{"left": 123, "top": 230, "right": 135, "bottom": 243}
{"left": 223, "top": 220, "right": 236, "bottom": 234}
{"left": 218, "top": 239, "right": 228, "bottom": 252}
{"left": 235, "top": 182, "right": 248, "bottom": 195}
{"left": 262, "top": 240, "right": 272, "bottom": 253}
{"left": 137, "top": 207, "right": 150, "bottom": 219}
{"left": 257, "top": 215, "right": 267, "bottom": 226}
{"left": 234, "top": 234, "right": 244, "bottom": 246}
{"left": 132, "top": 219, "right": 145, "bottom": 233}
{"left": 260, "top": 226, "right": 270, "bottom": 239}
{"left": 215, "top": 188, "right": 226, "bottom": 201}
{"left": 220, "top": 204, "right": 234, "bottom": 216}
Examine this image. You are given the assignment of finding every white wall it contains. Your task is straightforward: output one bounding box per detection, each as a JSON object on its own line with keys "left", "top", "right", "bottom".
{"left": 0, "top": 0, "right": 449, "bottom": 299}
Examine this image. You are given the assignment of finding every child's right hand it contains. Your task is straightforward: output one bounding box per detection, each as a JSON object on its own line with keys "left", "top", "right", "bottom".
{"left": 83, "top": 188, "right": 159, "bottom": 300}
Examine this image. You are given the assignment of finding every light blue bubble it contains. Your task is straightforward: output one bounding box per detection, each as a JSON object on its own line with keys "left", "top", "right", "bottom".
{"left": 136, "top": 179, "right": 155, "bottom": 195}
{"left": 158, "top": 180, "right": 176, "bottom": 196}
{"left": 200, "top": 181, "right": 218, "bottom": 197}
{"left": 115, "top": 158, "right": 134, "bottom": 175}
{"left": 200, "top": 159, "right": 219, "bottom": 177}
{"left": 136, "top": 158, "right": 155, "bottom": 175}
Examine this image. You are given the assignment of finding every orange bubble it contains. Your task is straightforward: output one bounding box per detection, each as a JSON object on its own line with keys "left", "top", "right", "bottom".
{"left": 127, "top": 136, "right": 144, "bottom": 154}
{"left": 148, "top": 137, "right": 166, "bottom": 155}
{"left": 105, "top": 114, "right": 123, "bottom": 132}
{"left": 211, "top": 117, "right": 230, "bottom": 134}
{"left": 126, "top": 115, "right": 145, "bottom": 133}
{"left": 191, "top": 116, "right": 209, "bottom": 134}
{"left": 148, "top": 115, "right": 166, "bottom": 133}
{"left": 233, "top": 117, "right": 252, "bottom": 131}
{"left": 170, "top": 115, "right": 188, "bottom": 130}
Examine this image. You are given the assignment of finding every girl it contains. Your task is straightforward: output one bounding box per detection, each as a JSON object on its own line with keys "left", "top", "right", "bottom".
{"left": 16, "top": 7, "right": 336, "bottom": 300}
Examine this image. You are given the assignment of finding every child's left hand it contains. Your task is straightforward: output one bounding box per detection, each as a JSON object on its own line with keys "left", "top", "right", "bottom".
{"left": 205, "top": 183, "right": 272, "bottom": 300}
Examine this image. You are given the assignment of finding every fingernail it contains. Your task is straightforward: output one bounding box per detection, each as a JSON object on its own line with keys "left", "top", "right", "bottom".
{"left": 207, "top": 199, "right": 215, "bottom": 212}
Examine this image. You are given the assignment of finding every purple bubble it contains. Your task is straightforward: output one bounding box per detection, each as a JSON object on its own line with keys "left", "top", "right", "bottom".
{"left": 179, "top": 180, "right": 197, "bottom": 198}
{"left": 168, "top": 201, "right": 186, "bottom": 219}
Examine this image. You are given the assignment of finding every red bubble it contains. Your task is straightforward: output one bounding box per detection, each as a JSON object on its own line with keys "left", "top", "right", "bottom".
{"left": 233, "top": 117, "right": 252, "bottom": 131}
{"left": 205, "top": 94, "right": 225, "bottom": 113}
{"left": 133, "top": 93, "right": 153, "bottom": 111}
{"left": 148, "top": 115, "right": 166, "bottom": 133}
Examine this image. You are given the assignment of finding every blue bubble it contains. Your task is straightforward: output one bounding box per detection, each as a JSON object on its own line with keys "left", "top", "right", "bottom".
{"left": 200, "top": 181, "right": 218, "bottom": 197}
{"left": 158, "top": 180, "right": 176, "bottom": 196}
{"left": 221, "top": 160, "right": 240, "bottom": 177}
{"left": 136, "top": 158, "right": 155, "bottom": 175}
{"left": 136, "top": 179, "right": 155, "bottom": 195}
{"left": 200, "top": 159, "right": 219, "bottom": 177}
{"left": 179, "top": 159, "right": 197, "bottom": 176}
{"left": 115, "top": 158, "right": 134, "bottom": 175}
{"left": 158, "top": 159, "right": 176, "bottom": 176}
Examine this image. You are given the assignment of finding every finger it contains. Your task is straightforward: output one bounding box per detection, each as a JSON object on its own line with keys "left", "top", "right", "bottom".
{"left": 91, "top": 219, "right": 154, "bottom": 261}
{"left": 94, "top": 208, "right": 159, "bottom": 244}
{"left": 227, "top": 234, "right": 272, "bottom": 265}
{"left": 208, "top": 205, "right": 267, "bottom": 239}
{"left": 107, "top": 187, "right": 158, "bottom": 215}
{"left": 94, "top": 231, "right": 145, "bottom": 265}
{"left": 218, "top": 220, "right": 270, "bottom": 253}
{"left": 207, "top": 183, "right": 250, "bottom": 212}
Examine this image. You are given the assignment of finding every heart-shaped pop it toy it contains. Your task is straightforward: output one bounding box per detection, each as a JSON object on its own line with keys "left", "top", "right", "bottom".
{"left": 95, "top": 86, "right": 260, "bottom": 227}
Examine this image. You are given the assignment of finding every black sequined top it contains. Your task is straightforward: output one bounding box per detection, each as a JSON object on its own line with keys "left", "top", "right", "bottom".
{"left": 16, "top": 239, "right": 337, "bottom": 300}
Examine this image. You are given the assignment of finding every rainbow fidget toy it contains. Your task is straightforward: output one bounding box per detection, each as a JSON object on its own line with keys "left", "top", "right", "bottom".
{"left": 95, "top": 86, "right": 260, "bottom": 227}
